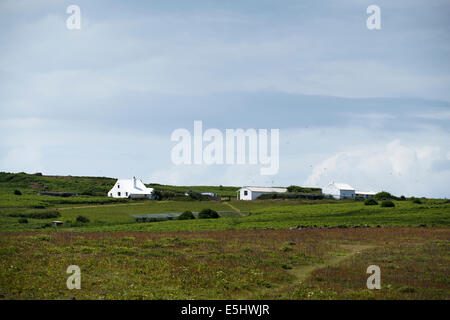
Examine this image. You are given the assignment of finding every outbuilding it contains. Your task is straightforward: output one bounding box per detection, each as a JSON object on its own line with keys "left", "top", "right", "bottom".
{"left": 52, "top": 221, "right": 63, "bottom": 227}
{"left": 323, "top": 181, "right": 355, "bottom": 199}
{"left": 237, "top": 186, "right": 287, "bottom": 201}
{"left": 355, "top": 191, "right": 376, "bottom": 199}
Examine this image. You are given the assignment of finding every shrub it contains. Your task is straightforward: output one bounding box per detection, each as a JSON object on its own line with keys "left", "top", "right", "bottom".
{"left": 187, "top": 191, "right": 202, "bottom": 200}
{"left": 373, "top": 191, "right": 396, "bottom": 200}
{"left": 257, "top": 193, "right": 324, "bottom": 200}
{"left": 286, "top": 185, "right": 322, "bottom": 194}
{"left": 198, "top": 208, "right": 219, "bottom": 219}
{"left": 18, "top": 218, "right": 28, "bottom": 224}
{"left": 381, "top": 200, "right": 395, "bottom": 207}
{"left": 8, "top": 210, "right": 60, "bottom": 219}
{"left": 80, "top": 189, "right": 95, "bottom": 196}
{"left": 35, "top": 234, "right": 52, "bottom": 241}
{"left": 178, "top": 210, "right": 195, "bottom": 220}
{"left": 364, "top": 199, "right": 378, "bottom": 205}
{"left": 76, "top": 215, "right": 90, "bottom": 223}
{"left": 14, "top": 189, "right": 22, "bottom": 195}
{"left": 152, "top": 190, "right": 162, "bottom": 200}
{"left": 411, "top": 198, "right": 422, "bottom": 204}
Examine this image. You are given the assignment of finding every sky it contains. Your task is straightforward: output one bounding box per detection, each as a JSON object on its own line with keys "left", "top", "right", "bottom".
{"left": 1, "top": 0, "right": 450, "bottom": 197}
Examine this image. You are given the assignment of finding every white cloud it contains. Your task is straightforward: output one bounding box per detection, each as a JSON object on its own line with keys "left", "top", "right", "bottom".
{"left": 2, "top": 146, "right": 44, "bottom": 174}
{"left": 413, "top": 111, "right": 450, "bottom": 120}
{"left": 1, "top": 1, "right": 450, "bottom": 198}
{"left": 305, "top": 139, "right": 450, "bottom": 197}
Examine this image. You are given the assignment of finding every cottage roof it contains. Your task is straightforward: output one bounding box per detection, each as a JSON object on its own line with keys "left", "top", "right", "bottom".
{"left": 113, "top": 177, "right": 153, "bottom": 194}
{"left": 239, "top": 186, "right": 287, "bottom": 193}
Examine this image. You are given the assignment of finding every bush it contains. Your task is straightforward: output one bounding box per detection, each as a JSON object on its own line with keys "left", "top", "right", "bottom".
{"left": 257, "top": 193, "right": 324, "bottom": 200}
{"left": 198, "top": 208, "right": 219, "bottom": 219}
{"left": 374, "top": 191, "right": 396, "bottom": 200}
{"left": 14, "top": 189, "right": 22, "bottom": 195}
{"left": 381, "top": 200, "right": 395, "bottom": 207}
{"left": 187, "top": 191, "right": 202, "bottom": 200}
{"left": 18, "top": 218, "right": 28, "bottom": 224}
{"left": 364, "top": 199, "right": 378, "bottom": 205}
{"left": 8, "top": 210, "right": 60, "bottom": 219}
{"left": 286, "top": 185, "right": 322, "bottom": 194}
{"left": 76, "top": 215, "right": 90, "bottom": 223}
{"left": 178, "top": 210, "right": 195, "bottom": 220}
{"left": 412, "top": 198, "right": 422, "bottom": 204}
{"left": 152, "top": 190, "right": 162, "bottom": 200}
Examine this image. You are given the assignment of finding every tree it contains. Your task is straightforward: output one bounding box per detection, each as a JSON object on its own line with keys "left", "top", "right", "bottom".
{"left": 178, "top": 211, "right": 195, "bottom": 220}
{"left": 373, "top": 191, "right": 395, "bottom": 200}
{"left": 187, "top": 191, "right": 202, "bottom": 200}
{"left": 380, "top": 200, "right": 395, "bottom": 207}
{"left": 152, "top": 190, "right": 162, "bottom": 200}
{"left": 364, "top": 198, "right": 378, "bottom": 206}
{"left": 287, "top": 185, "right": 301, "bottom": 193}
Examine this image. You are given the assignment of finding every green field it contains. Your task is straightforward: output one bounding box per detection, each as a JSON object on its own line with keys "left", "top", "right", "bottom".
{"left": 1, "top": 172, "right": 449, "bottom": 232}
{"left": 1, "top": 198, "right": 449, "bottom": 232}
{"left": 0, "top": 172, "right": 449, "bottom": 300}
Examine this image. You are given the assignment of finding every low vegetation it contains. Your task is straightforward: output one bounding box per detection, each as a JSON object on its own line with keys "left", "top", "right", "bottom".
{"left": 0, "top": 228, "right": 447, "bottom": 299}
{"left": 364, "top": 199, "right": 378, "bottom": 206}
{"left": 380, "top": 200, "right": 395, "bottom": 208}
{"left": 76, "top": 215, "right": 90, "bottom": 223}
{"left": 8, "top": 210, "right": 60, "bottom": 219}
{"left": 286, "top": 185, "right": 322, "bottom": 194}
{"left": 177, "top": 211, "right": 195, "bottom": 220}
{"left": 198, "top": 208, "right": 219, "bottom": 219}
{"left": 0, "top": 171, "right": 449, "bottom": 300}
{"left": 373, "top": 191, "right": 397, "bottom": 201}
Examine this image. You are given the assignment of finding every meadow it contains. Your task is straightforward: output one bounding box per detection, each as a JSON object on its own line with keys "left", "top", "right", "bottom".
{"left": 0, "top": 198, "right": 448, "bottom": 232}
{"left": 0, "top": 172, "right": 449, "bottom": 300}
{"left": 0, "top": 228, "right": 448, "bottom": 299}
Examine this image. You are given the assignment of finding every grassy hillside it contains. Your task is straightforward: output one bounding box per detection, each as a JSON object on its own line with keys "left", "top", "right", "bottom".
{"left": 148, "top": 184, "right": 239, "bottom": 197}
{"left": 0, "top": 197, "right": 449, "bottom": 232}
{"left": 0, "top": 172, "right": 115, "bottom": 195}
{"left": 0, "top": 172, "right": 449, "bottom": 232}
{"left": 0, "top": 172, "right": 449, "bottom": 300}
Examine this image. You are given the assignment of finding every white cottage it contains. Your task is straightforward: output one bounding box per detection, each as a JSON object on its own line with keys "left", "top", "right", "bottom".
{"left": 323, "top": 181, "right": 355, "bottom": 199}
{"left": 237, "top": 186, "right": 287, "bottom": 200}
{"left": 108, "top": 177, "right": 154, "bottom": 199}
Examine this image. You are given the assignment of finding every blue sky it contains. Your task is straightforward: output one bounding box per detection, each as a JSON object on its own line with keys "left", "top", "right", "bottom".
{"left": 1, "top": 0, "right": 450, "bottom": 197}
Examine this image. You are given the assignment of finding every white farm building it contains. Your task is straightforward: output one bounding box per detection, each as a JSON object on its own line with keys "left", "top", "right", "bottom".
{"left": 108, "top": 177, "right": 154, "bottom": 199}
{"left": 322, "top": 181, "right": 355, "bottom": 199}
{"left": 237, "top": 186, "right": 287, "bottom": 200}
{"left": 355, "top": 191, "right": 377, "bottom": 199}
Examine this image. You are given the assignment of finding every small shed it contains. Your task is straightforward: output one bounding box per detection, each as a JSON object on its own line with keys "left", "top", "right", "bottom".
{"left": 52, "top": 221, "right": 63, "bottom": 227}
{"left": 237, "top": 186, "right": 287, "bottom": 200}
